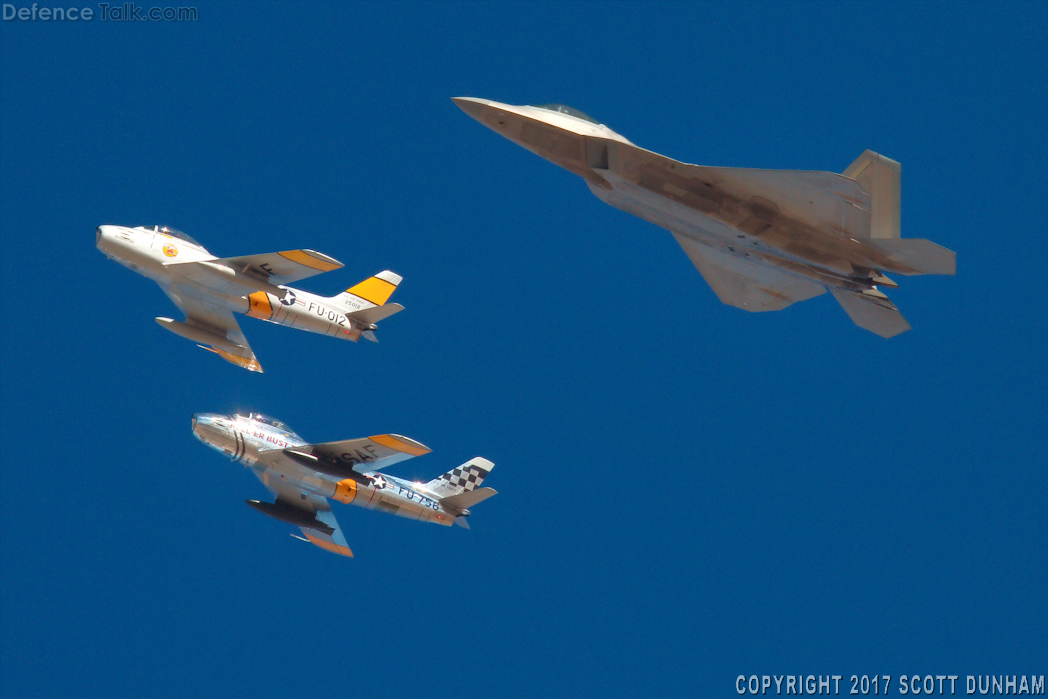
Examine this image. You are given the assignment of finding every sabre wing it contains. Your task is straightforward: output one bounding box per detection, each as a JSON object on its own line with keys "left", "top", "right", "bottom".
{"left": 246, "top": 465, "right": 353, "bottom": 558}
{"left": 160, "top": 286, "right": 263, "bottom": 372}
{"left": 214, "top": 249, "right": 344, "bottom": 286}
{"left": 296, "top": 502, "right": 354, "bottom": 558}
{"left": 281, "top": 434, "right": 432, "bottom": 478}
{"left": 166, "top": 249, "right": 344, "bottom": 297}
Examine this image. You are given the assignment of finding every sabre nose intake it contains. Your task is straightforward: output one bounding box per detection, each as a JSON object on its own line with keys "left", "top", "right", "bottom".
{"left": 191, "top": 413, "right": 222, "bottom": 443}
{"left": 95, "top": 224, "right": 136, "bottom": 265}
{"left": 95, "top": 225, "right": 115, "bottom": 250}
{"left": 192, "top": 413, "right": 242, "bottom": 460}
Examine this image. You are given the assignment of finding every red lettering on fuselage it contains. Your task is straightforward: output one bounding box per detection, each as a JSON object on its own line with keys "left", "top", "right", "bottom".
{"left": 252, "top": 431, "right": 290, "bottom": 449}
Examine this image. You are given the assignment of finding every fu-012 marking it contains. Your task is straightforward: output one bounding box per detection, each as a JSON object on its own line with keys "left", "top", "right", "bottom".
{"left": 307, "top": 301, "right": 347, "bottom": 326}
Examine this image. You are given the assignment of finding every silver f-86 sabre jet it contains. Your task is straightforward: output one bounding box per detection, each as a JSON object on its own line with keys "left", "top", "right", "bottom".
{"left": 97, "top": 224, "right": 404, "bottom": 371}
{"left": 454, "top": 97, "right": 956, "bottom": 338}
{"left": 192, "top": 412, "right": 497, "bottom": 558}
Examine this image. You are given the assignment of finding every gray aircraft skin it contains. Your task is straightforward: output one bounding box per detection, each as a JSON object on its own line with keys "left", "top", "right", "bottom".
{"left": 454, "top": 97, "right": 956, "bottom": 338}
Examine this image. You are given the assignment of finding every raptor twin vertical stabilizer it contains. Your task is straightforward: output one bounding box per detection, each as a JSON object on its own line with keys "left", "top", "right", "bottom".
{"left": 843, "top": 150, "right": 901, "bottom": 240}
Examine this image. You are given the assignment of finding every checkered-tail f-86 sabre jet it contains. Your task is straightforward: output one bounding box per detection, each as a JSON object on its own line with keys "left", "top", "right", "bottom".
{"left": 192, "top": 412, "right": 497, "bottom": 558}
{"left": 96, "top": 224, "right": 404, "bottom": 371}
{"left": 454, "top": 98, "right": 956, "bottom": 338}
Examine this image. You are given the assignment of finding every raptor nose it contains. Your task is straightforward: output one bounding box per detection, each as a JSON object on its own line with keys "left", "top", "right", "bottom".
{"left": 452, "top": 96, "right": 493, "bottom": 122}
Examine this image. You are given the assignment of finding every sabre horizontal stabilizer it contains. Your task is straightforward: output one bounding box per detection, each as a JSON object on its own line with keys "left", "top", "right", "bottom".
{"left": 867, "top": 238, "right": 957, "bottom": 276}
{"left": 829, "top": 287, "right": 912, "bottom": 338}
{"left": 346, "top": 303, "right": 405, "bottom": 325}
{"left": 441, "top": 487, "right": 498, "bottom": 512}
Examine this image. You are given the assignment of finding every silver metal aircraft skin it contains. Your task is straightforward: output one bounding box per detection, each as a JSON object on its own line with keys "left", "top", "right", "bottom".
{"left": 97, "top": 224, "right": 405, "bottom": 371}
{"left": 192, "top": 412, "right": 497, "bottom": 558}
{"left": 454, "top": 97, "right": 956, "bottom": 338}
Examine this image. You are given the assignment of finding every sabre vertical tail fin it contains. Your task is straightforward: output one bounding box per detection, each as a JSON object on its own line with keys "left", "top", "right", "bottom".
{"left": 426, "top": 457, "right": 495, "bottom": 498}
{"left": 329, "top": 270, "right": 404, "bottom": 342}
{"left": 331, "top": 270, "right": 403, "bottom": 311}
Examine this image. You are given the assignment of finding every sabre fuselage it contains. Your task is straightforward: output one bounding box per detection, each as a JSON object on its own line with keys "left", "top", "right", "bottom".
{"left": 96, "top": 225, "right": 363, "bottom": 341}
{"left": 191, "top": 413, "right": 456, "bottom": 527}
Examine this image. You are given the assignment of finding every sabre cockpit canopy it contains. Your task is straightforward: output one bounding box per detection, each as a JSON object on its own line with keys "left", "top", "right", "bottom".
{"left": 245, "top": 412, "right": 298, "bottom": 436}
{"left": 137, "top": 224, "right": 200, "bottom": 246}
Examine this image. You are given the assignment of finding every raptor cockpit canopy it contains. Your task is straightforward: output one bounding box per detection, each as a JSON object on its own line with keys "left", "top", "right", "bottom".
{"left": 532, "top": 103, "right": 600, "bottom": 125}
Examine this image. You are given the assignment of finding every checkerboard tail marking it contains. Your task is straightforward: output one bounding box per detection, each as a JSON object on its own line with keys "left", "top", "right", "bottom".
{"left": 426, "top": 457, "right": 494, "bottom": 497}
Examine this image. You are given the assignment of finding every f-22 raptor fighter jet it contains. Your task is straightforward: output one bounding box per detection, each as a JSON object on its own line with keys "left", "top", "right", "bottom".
{"left": 97, "top": 224, "right": 404, "bottom": 371}
{"left": 454, "top": 98, "right": 956, "bottom": 338}
{"left": 192, "top": 412, "right": 497, "bottom": 557}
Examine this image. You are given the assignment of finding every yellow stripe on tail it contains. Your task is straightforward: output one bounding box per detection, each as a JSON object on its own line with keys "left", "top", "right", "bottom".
{"left": 344, "top": 270, "right": 403, "bottom": 306}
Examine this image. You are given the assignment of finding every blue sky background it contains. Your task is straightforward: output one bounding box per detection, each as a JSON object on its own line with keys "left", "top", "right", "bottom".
{"left": 2, "top": 2, "right": 1045, "bottom": 697}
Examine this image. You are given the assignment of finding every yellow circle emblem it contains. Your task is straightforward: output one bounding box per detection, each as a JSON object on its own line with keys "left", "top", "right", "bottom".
{"left": 163, "top": 244, "right": 178, "bottom": 257}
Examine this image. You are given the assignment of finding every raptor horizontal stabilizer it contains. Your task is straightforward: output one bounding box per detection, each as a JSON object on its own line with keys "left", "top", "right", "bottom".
{"left": 866, "top": 238, "right": 957, "bottom": 276}
{"left": 829, "top": 287, "right": 911, "bottom": 338}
